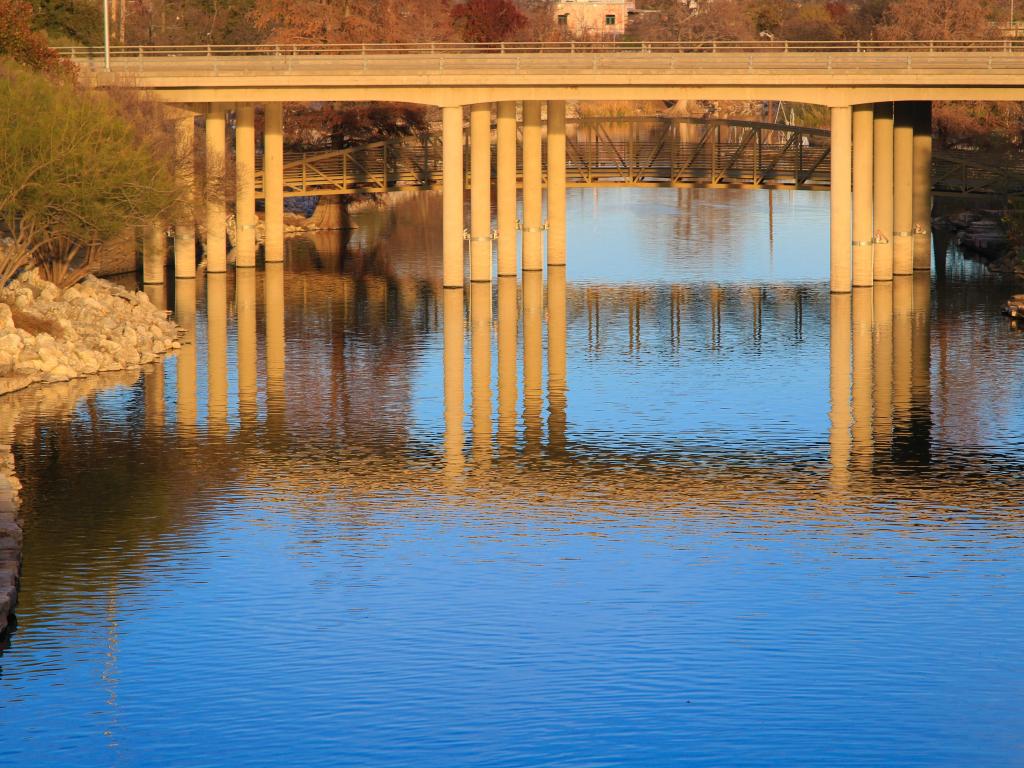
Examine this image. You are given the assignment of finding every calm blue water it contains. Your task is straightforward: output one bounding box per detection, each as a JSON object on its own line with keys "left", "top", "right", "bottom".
{"left": 3, "top": 189, "right": 1024, "bottom": 766}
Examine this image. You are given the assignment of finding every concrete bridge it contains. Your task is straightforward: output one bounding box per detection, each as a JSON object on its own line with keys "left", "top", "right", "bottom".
{"left": 63, "top": 40, "right": 1024, "bottom": 293}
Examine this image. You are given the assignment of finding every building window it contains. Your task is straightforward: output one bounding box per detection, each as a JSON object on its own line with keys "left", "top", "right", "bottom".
{"left": 605, "top": 14, "right": 616, "bottom": 25}
{"left": 558, "top": 13, "right": 569, "bottom": 26}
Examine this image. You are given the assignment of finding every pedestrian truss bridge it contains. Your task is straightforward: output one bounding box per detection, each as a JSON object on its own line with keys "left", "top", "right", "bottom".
{"left": 253, "top": 117, "right": 1024, "bottom": 200}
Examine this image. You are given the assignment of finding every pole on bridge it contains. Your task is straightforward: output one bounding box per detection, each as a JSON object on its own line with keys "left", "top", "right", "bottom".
{"left": 173, "top": 109, "right": 197, "bottom": 279}
{"left": 852, "top": 104, "right": 874, "bottom": 288}
{"left": 522, "top": 101, "right": 544, "bottom": 272}
{"left": 912, "top": 102, "right": 933, "bottom": 272}
{"left": 873, "top": 103, "right": 895, "bottom": 282}
{"left": 830, "top": 106, "right": 853, "bottom": 293}
{"left": 892, "top": 103, "right": 914, "bottom": 275}
{"left": 205, "top": 103, "right": 228, "bottom": 273}
{"left": 264, "top": 102, "right": 285, "bottom": 263}
{"left": 547, "top": 101, "right": 567, "bottom": 268}
{"left": 496, "top": 102, "right": 518, "bottom": 277}
{"left": 442, "top": 106, "right": 466, "bottom": 288}
{"left": 235, "top": 104, "right": 257, "bottom": 268}
{"left": 470, "top": 103, "right": 493, "bottom": 282}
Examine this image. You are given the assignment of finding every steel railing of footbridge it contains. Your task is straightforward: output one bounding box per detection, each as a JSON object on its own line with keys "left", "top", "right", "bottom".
{"left": 250, "top": 117, "right": 1024, "bottom": 199}
{"left": 56, "top": 40, "right": 1024, "bottom": 73}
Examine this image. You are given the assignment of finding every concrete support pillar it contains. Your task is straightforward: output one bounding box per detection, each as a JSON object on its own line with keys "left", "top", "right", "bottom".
{"left": 522, "top": 269, "right": 544, "bottom": 451}
{"left": 496, "top": 275, "right": 518, "bottom": 449}
{"left": 829, "top": 292, "right": 852, "bottom": 491}
{"left": 264, "top": 102, "right": 285, "bottom": 263}
{"left": 873, "top": 103, "right": 894, "bottom": 282}
{"left": 892, "top": 103, "right": 915, "bottom": 275}
{"left": 442, "top": 106, "right": 465, "bottom": 288}
{"left": 522, "top": 101, "right": 544, "bottom": 272}
{"left": 496, "top": 102, "right": 518, "bottom": 277}
{"left": 207, "top": 272, "right": 228, "bottom": 430}
{"left": 143, "top": 224, "right": 166, "bottom": 284}
{"left": 547, "top": 265, "right": 567, "bottom": 451}
{"left": 236, "top": 267, "right": 258, "bottom": 422}
{"left": 174, "top": 112, "right": 196, "bottom": 279}
{"left": 852, "top": 104, "right": 874, "bottom": 288}
{"left": 470, "top": 103, "right": 493, "bottom": 283}
{"left": 205, "top": 104, "right": 228, "bottom": 273}
{"left": 443, "top": 287, "right": 465, "bottom": 479}
{"left": 830, "top": 106, "right": 852, "bottom": 293}
{"left": 912, "top": 101, "right": 933, "bottom": 271}
{"left": 235, "top": 104, "right": 257, "bottom": 268}
{"left": 547, "top": 101, "right": 567, "bottom": 267}
{"left": 470, "top": 281, "right": 492, "bottom": 464}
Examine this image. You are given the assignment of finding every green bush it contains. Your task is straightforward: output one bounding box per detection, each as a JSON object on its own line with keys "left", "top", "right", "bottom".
{"left": 0, "top": 61, "right": 180, "bottom": 286}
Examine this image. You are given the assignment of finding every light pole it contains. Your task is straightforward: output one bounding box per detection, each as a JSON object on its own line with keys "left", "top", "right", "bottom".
{"left": 103, "top": 0, "right": 110, "bottom": 70}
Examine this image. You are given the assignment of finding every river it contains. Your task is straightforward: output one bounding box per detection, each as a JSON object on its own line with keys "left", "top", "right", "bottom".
{"left": 2, "top": 188, "right": 1024, "bottom": 766}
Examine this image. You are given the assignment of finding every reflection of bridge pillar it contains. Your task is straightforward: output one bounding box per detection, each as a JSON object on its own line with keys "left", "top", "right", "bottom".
{"left": 207, "top": 272, "right": 228, "bottom": 431}
{"left": 470, "top": 281, "right": 492, "bottom": 464}
{"left": 470, "top": 103, "right": 493, "bottom": 283}
{"left": 522, "top": 101, "right": 544, "bottom": 272}
{"left": 872, "top": 280, "right": 894, "bottom": 456}
{"left": 892, "top": 103, "right": 914, "bottom": 275}
{"left": 912, "top": 102, "right": 933, "bottom": 272}
{"left": 497, "top": 275, "right": 518, "bottom": 449}
{"left": 891, "top": 275, "right": 913, "bottom": 452}
{"left": 547, "top": 101, "right": 567, "bottom": 267}
{"left": 443, "top": 288, "right": 465, "bottom": 479}
{"left": 173, "top": 110, "right": 197, "bottom": 279}
{"left": 910, "top": 271, "right": 932, "bottom": 461}
{"left": 264, "top": 102, "right": 285, "bottom": 263}
{"left": 235, "top": 104, "right": 257, "bottom": 268}
{"left": 873, "top": 102, "right": 894, "bottom": 282}
{"left": 265, "top": 262, "right": 286, "bottom": 416}
{"left": 830, "top": 106, "right": 852, "bottom": 293}
{"left": 442, "top": 106, "right": 465, "bottom": 288}
{"left": 522, "top": 270, "right": 544, "bottom": 452}
{"left": 851, "top": 286, "right": 874, "bottom": 472}
{"left": 143, "top": 224, "right": 167, "bottom": 284}
{"left": 829, "top": 292, "right": 852, "bottom": 491}
{"left": 174, "top": 278, "right": 198, "bottom": 429}
{"left": 547, "top": 265, "right": 567, "bottom": 452}
{"left": 205, "top": 103, "right": 228, "bottom": 274}
{"left": 236, "top": 267, "right": 259, "bottom": 422}
{"left": 144, "top": 284, "right": 168, "bottom": 427}
{"left": 496, "top": 102, "right": 518, "bottom": 277}
{"left": 852, "top": 104, "right": 874, "bottom": 287}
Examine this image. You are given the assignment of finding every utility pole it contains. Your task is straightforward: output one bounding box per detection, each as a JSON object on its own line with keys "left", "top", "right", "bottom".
{"left": 103, "top": 0, "right": 110, "bottom": 70}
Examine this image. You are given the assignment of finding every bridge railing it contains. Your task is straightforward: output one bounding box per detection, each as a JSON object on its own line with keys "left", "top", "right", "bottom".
{"left": 55, "top": 39, "right": 1024, "bottom": 61}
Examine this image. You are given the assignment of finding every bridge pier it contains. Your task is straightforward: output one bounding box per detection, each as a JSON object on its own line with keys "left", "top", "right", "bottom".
{"left": 264, "top": 102, "right": 285, "bottom": 263}
{"left": 830, "top": 106, "right": 852, "bottom": 293}
{"left": 522, "top": 101, "right": 544, "bottom": 272}
{"left": 205, "top": 103, "right": 228, "bottom": 274}
{"left": 442, "top": 106, "right": 465, "bottom": 288}
{"left": 547, "top": 101, "right": 567, "bottom": 268}
{"left": 173, "top": 109, "right": 197, "bottom": 279}
{"left": 143, "top": 224, "right": 166, "bottom": 284}
{"left": 892, "top": 103, "right": 915, "bottom": 275}
{"left": 235, "top": 104, "right": 257, "bottom": 268}
{"left": 852, "top": 104, "right": 874, "bottom": 288}
{"left": 470, "top": 103, "right": 493, "bottom": 282}
{"left": 496, "top": 102, "right": 518, "bottom": 277}
{"left": 873, "top": 103, "right": 894, "bottom": 282}
{"left": 912, "top": 102, "right": 933, "bottom": 271}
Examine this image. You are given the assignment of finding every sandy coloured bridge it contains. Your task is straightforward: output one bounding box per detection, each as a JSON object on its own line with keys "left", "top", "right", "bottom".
{"left": 65, "top": 40, "right": 1024, "bottom": 292}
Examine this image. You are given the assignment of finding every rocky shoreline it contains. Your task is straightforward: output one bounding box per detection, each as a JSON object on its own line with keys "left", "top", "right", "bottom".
{"left": 944, "top": 210, "right": 1024, "bottom": 277}
{"left": 0, "top": 269, "right": 183, "bottom": 637}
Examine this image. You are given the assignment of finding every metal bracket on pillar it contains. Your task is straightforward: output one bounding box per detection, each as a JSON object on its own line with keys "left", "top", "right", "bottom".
{"left": 874, "top": 231, "right": 890, "bottom": 244}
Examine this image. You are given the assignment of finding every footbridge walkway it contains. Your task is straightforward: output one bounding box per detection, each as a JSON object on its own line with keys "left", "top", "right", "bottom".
{"left": 252, "top": 117, "right": 1024, "bottom": 199}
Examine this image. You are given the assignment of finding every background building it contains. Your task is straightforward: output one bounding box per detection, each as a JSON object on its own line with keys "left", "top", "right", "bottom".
{"left": 555, "top": 0, "right": 637, "bottom": 37}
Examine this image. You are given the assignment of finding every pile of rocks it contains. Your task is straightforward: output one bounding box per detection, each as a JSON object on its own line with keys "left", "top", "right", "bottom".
{"left": 0, "top": 269, "right": 182, "bottom": 397}
{"left": 0, "top": 444, "right": 19, "bottom": 639}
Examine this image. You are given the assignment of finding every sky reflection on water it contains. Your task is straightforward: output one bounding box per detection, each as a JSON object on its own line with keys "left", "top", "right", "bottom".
{"left": 2, "top": 189, "right": 1024, "bottom": 766}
